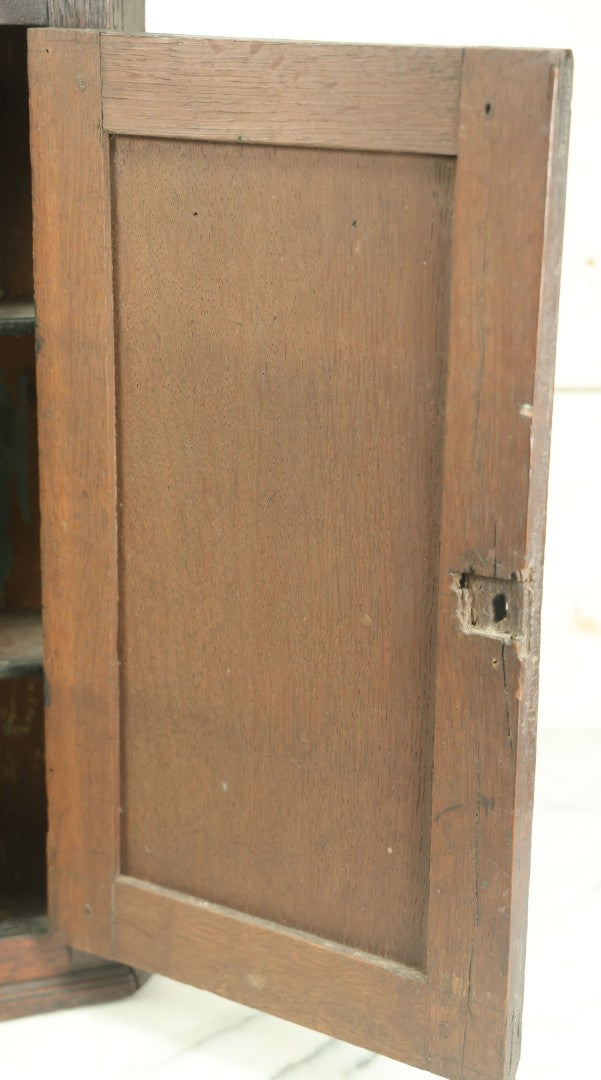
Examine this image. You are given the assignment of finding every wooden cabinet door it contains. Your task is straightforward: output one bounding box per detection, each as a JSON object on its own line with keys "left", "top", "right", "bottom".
{"left": 28, "top": 30, "right": 571, "bottom": 1080}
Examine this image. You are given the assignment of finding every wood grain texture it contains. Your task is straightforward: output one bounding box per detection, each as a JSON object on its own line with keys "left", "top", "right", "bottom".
{"left": 507, "top": 51, "right": 573, "bottom": 1077}
{"left": 110, "top": 0, "right": 143, "bottom": 31}
{"left": 0, "top": 932, "right": 140, "bottom": 1020}
{"left": 101, "top": 35, "right": 461, "bottom": 155}
{"left": 426, "top": 49, "right": 572, "bottom": 1080}
{"left": 47, "top": 0, "right": 143, "bottom": 28}
{"left": 0, "top": 13, "right": 143, "bottom": 1025}
{"left": 0, "top": 1, "right": 48, "bottom": 25}
{"left": 0, "top": 931, "right": 118, "bottom": 984}
{"left": 30, "top": 32, "right": 572, "bottom": 1080}
{"left": 28, "top": 28, "right": 120, "bottom": 954}
{"left": 115, "top": 876, "right": 428, "bottom": 1070}
{"left": 113, "top": 136, "right": 454, "bottom": 968}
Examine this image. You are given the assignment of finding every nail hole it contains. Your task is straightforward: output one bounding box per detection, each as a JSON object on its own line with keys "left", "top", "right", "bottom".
{"left": 84, "top": 904, "right": 92, "bottom": 917}
{"left": 484, "top": 102, "right": 493, "bottom": 115}
{"left": 492, "top": 593, "right": 507, "bottom": 622}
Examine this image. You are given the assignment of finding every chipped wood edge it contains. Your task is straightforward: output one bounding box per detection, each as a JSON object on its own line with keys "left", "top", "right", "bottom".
{"left": 426, "top": 48, "right": 573, "bottom": 1080}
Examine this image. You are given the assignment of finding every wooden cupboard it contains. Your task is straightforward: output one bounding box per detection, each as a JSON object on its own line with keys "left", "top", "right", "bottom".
{"left": 3, "top": 12, "right": 572, "bottom": 1080}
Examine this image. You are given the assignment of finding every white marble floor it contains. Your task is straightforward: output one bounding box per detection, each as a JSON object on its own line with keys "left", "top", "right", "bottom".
{"left": 0, "top": 728, "right": 598, "bottom": 1080}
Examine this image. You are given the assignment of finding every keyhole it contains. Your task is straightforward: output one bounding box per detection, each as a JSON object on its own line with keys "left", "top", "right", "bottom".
{"left": 492, "top": 593, "right": 508, "bottom": 622}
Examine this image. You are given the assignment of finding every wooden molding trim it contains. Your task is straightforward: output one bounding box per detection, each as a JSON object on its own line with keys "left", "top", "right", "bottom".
{"left": 0, "top": 930, "right": 141, "bottom": 1021}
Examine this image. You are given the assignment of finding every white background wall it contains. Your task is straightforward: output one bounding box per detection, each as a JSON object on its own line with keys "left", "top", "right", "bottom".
{"left": 146, "top": 1, "right": 601, "bottom": 729}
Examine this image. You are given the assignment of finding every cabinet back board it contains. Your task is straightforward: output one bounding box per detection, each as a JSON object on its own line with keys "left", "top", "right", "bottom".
{"left": 28, "top": 30, "right": 571, "bottom": 1080}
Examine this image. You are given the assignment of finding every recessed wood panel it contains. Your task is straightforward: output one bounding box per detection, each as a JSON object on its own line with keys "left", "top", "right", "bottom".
{"left": 113, "top": 138, "right": 454, "bottom": 967}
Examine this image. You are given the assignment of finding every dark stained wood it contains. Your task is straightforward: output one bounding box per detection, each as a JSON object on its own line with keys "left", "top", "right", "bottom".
{"left": 0, "top": 330, "right": 44, "bottom": 930}
{"left": 47, "top": 0, "right": 143, "bottom": 28}
{"left": 101, "top": 35, "right": 461, "bottom": 155}
{"left": 29, "top": 28, "right": 120, "bottom": 955}
{"left": 0, "top": 2, "right": 48, "bottom": 26}
{"left": 0, "top": 20, "right": 46, "bottom": 962}
{"left": 0, "top": 674, "right": 46, "bottom": 905}
{"left": 29, "top": 31, "right": 572, "bottom": 1080}
{"left": 0, "top": 27, "right": 33, "bottom": 298}
{"left": 0, "top": 16, "right": 46, "bottom": 984}
{"left": 0, "top": 335, "right": 41, "bottom": 610}
{"left": 114, "top": 136, "right": 453, "bottom": 968}
{"left": 0, "top": 31, "right": 41, "bottom": 622}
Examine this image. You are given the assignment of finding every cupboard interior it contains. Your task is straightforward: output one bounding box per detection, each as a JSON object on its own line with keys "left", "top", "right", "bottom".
{"left": 0, "top": 25, "right": 46, "bottom": 941}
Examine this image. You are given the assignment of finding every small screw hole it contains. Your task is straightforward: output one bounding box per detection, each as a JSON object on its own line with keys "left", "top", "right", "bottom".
{"left": 492, "top": 593, "right": 508, "bottom": 622}
{"left": 484, "top": 102, "right": 493, "bottom": 115}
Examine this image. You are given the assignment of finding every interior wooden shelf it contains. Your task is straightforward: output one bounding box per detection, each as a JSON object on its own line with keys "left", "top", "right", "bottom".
{"left": 0, "top": 896, "right": 47, "bottom": 939}
{"left": 0, "top": 297, "right": 35, "bottom": 336}
{"left": 0, "top": 612, "right": 43, "bottom": 679}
